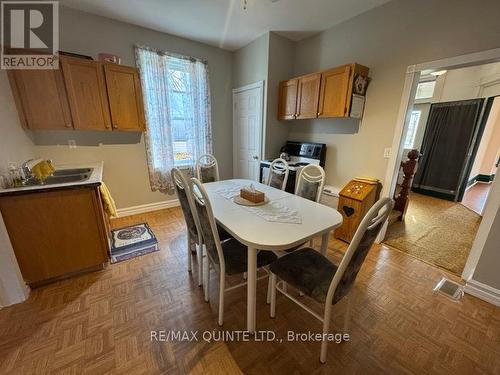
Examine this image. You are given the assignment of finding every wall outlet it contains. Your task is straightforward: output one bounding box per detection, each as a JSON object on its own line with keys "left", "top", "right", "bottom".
{"left": 383, "top": 148, "right": 392, "bottom": 159}
{"left": 68, "top": 140, "right": 77, "bottom": 149}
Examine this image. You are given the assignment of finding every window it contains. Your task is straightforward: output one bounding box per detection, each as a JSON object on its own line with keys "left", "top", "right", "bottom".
{"left": 136, "top": 46, "right": 213, "bottom": 192}
{"left": 404, "top": 110, "right": 421, "bottom": 149}
{"left": 415, "top": 81, "right": 436, "bottom": 100}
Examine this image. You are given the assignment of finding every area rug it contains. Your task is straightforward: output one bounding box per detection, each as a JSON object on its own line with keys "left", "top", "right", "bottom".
{"left": 384, "top": 193, "right": 481, "bottom": 275}
{"left": 110, "top": 222, "right": 159, "bottom": 263}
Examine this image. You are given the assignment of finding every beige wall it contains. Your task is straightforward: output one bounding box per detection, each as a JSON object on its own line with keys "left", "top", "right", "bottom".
{"left": 434, "top": 62, "right": 500, "bottom": 102}
{"left": 31, "top": 6, "right": 233, "bottom": 209}
{"left": 480, "top": 103, "right": 500, "bottom": 176}
{"left": 0, "top": 73, "right": 35, "bottom": 175}
{"left": 469, "top": 98, "right": 500, "bottom": 180}
{"left": 473, "top": 207, "right": 500, "bottom": 289}
{"left": 232, "top": 32, "right": 294, "bottom": 160}
{"left": 288, "top": 0, "right": 500, "bottom": 190}
{"left": 232, "top": 33, "right": 269, "bottom": 89}
{"left": 264, "top": 33, "right": 295, "bottom": 159}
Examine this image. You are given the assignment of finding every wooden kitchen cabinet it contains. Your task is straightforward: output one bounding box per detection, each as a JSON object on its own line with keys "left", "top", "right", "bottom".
{"left": 278, "top": 63, "right": 369, "bottom": 121}
{"left": 7, "top": 69, "right": 73, "bottom": 130}
{"left": 319, "top": 64, "right": 369, "bottom": 118}
{"left": 278, "top": 79, "right": 298, "bottom": 120}
{"left": 296, "top": 73, "right": 321, "bottom": 119}
{"left": 104, "top": 63, "right": 146, "bottom": 131}
{"left": 0, "top": 186, "right": 109, "bottom": 286}
{"left": 60, "top": 56, "right": 112, "bottom": 131}
{"left": 318, "top": 65, "right": 352, "bottom": 118}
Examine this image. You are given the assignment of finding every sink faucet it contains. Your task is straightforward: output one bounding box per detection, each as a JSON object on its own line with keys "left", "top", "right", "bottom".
{"left": 21, "top": 159, "right": 34, "bottom": 181}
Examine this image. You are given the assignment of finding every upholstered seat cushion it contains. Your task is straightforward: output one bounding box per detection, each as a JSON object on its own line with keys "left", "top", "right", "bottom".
{"left": 222, "top": 239, "right": 278, "bottom": 275}
{"left": 269, "top": 248, "right": 338, "bottom": 303}
{"left": 190, "top": 224, "right": 232, "bottom": 245}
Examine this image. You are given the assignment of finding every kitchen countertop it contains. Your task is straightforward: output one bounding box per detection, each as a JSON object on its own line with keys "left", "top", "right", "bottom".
{"left": 0, "top": 162, "right": 104, "bottom": 196}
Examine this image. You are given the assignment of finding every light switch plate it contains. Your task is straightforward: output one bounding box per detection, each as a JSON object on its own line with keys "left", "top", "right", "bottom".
{"left": 68, "top": 140, "right": 77, "bottom": 149}
{"left": 383, "top": 148, "right": 392, "bottom": 159}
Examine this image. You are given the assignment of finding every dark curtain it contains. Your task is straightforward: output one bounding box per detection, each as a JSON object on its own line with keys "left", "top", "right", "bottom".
{"left": 413, "top": 99, "right": 483, "bottom": 199}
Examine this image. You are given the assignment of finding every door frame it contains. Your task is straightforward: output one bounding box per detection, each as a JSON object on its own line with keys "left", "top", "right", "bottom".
{"left": 378, "top": 47, "right": 500, "bottom": 281}
{"left": 232, "top": 80, "right": 265, "bottom": 179}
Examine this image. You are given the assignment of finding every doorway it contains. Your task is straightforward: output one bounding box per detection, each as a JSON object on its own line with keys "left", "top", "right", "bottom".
{"left": 462, "top": 95, "right": 500, "bottom": 214}
{"left": 382, "top": 57, "right": 500, "bottom": 276}
{"left": 232, "top": 81, "right": 264, "bottom": 181}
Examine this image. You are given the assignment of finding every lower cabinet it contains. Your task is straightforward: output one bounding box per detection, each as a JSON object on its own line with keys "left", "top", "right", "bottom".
{"left": 0, "top": 186, "right": 110, "bottom": 286}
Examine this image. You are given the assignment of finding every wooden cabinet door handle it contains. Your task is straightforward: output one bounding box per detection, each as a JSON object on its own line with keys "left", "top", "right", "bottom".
{"left": 112, "top": 123, "right": 118, "bottom": 129}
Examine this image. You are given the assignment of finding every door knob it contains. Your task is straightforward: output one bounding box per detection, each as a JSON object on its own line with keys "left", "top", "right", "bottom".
{"left": 253, "top": 156, "right": 259, "bottom": 160}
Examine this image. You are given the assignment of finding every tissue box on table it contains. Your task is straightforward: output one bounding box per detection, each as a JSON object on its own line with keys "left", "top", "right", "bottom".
{"left": 240, "top": 188, "right": 265, "bottom": 203}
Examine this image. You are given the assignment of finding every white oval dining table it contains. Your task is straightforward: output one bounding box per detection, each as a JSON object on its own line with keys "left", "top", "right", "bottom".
{"left": 203, "top": 179, "right": 343, "bottom": 333}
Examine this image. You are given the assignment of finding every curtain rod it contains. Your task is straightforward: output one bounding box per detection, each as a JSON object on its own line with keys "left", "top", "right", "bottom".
{"left": 135, "top": 44, "right": 208, "bottom": 65}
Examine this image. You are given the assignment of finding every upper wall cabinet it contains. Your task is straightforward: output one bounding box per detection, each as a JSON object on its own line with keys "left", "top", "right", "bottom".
{"left": 7, "top": 55, "right": 146, "bottom": 132}
{"left": 296, "top": 73, "right": 322, "bottom": 119}
{"left": 104, "top": 63, "right": 146, "bottom": 131}
{"left": 278, "top": 63, "right": 369, "bottom": 121}
{"left": 278, "top": 79, "right": 298, "bottom": 120}
{"left": 60, "top": 56, "right": 112, "bottom": 131}
{"left": 7, "top": 69, "right": 73, "bottom": 130}
{"left": 318, "top": 65, "right": 352, "bottom": 118}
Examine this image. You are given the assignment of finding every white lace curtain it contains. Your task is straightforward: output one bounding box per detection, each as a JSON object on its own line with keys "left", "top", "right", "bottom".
{"left": 135, "top": 45, "right": 213, "bottom": 193}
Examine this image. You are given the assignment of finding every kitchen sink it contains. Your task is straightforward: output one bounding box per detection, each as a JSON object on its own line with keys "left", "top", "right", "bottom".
{"left": 22, "top": 172, "right": 92, "bottom": 186}
{"left": 52, "top": 168, "right": 93, "bottom": 176}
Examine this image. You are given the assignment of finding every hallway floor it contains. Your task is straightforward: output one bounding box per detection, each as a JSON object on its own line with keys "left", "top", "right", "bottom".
{"left": 462, "top": 182, "right": 492, "bottom": 214}
{"left": 384, "top": 192, "right": 481, "bottom": 275}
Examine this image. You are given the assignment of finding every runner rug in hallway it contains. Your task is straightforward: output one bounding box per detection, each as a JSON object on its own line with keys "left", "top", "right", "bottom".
{"left": 384, "top": 192, "right": 481, "bottom": 275}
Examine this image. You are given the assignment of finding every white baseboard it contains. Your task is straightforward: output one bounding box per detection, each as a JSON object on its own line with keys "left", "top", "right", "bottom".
{"left": 116, "top": 199, "right": 180, "bottom": 217}
{"left": 465, "top": 279, "right": 500, "bottom": 306}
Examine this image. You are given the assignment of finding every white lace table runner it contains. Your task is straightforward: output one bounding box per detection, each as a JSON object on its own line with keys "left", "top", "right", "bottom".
{"left": 243, "top": 201, "right": 302, "bottom": 224}
{"left": 215, "top": 183, "right": 302, "bottom": 224}
{"left": 215, "top": 183, "right": 247, "bottom": 199}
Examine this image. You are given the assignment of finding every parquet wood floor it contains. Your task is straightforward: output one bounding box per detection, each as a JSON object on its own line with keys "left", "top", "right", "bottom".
{"left": 0, "top": 207, "right": 499, "bottom": 374}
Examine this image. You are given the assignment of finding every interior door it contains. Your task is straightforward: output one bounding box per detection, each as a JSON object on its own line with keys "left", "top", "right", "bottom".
{"left": 296, "top": 73, "right": 321, "bottom": 119}
{"left": 8, "top": 69, "right": 73, "bottom": 130}
{"left": 60, "top": 56, "right": 112, "bottom": 131}
{"left": 104, "top": 63, "right": 146, "bottom": 131}
{"left": 318, "top": 65, "right": 351, "bottom": 118}
{"left": 233, "top": 82, "right": 263, "bottom": 181}
{"left": 278, "top": 79, "right": 298, "bottom": 120}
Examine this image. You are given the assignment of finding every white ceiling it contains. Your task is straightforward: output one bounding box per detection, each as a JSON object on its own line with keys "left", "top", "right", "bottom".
{"left": 59, "top": 0, "right": 391, "bottom": 51}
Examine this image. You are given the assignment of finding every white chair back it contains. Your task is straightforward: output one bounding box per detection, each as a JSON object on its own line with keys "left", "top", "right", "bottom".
{"left": 266, "top": 158, "right": 289, "bottom": 190}
{"left": 295, "top": 164, "right": 326, "bottom": 202}
{"left": 196, "top": 154, "right": 220, "bottom": 183}
{"left": 190, "top": 178, "right": 227, "bottom": 275}
{"left": 325, "top": 197, "right": 394, "bottom": 306}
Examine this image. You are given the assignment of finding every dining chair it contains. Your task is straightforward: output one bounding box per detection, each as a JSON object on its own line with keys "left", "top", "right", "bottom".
{"left": 295, "top": 164, "right": 326, "bottom": 249}
{"left": 268, "top": 197, "right": 394, "bottom": 363}
{"left": 295, "top": 164, "right": 326, "bottom": 202}
{"left": 196, "top": 154, "right": 220, "bottom": 183}
{"left": 266, "top": 158, "right": 289, "bottom": 190}
{"left": 190, "top": 177, "right": 278, "bottom": 326}
{"left": 171, "top": 168, "right": 204, "bottom": 286}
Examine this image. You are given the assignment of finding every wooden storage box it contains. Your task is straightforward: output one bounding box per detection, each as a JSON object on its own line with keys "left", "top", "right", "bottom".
{"left": 335, "top": 178, "right": 380, "bottom": 243}
{"left": 240, "top": 188, "right": 265, "bottom": 203}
